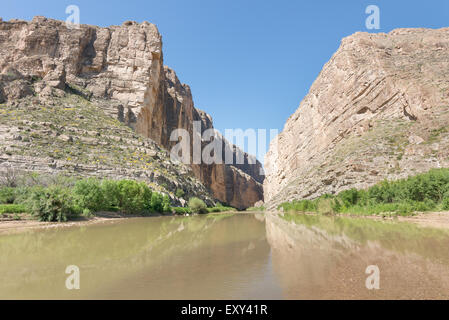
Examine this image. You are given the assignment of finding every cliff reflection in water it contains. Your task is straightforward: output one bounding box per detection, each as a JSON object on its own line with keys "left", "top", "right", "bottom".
{"left": 2, "top": 213, "right": 449, "bottom": 299}
{"left": 265, "top": 213, "right": 449, "bottom": 299}
{"left": 0, "top": 214, "right": 280, "bottom": 300}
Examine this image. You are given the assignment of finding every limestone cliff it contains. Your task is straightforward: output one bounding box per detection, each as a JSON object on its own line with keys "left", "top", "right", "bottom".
{"left": 0, "top": 16, "right": 263, "bottom": 208}
{"left": 158, "top": 66, "right": 264, "bottom": 209}
{"left": 265, "top": 27, "right": 449, "bottom": 207}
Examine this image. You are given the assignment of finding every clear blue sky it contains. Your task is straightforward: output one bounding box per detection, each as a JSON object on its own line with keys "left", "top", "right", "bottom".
{"left": 2, "top": 0, "right": 449, "bottom": 162}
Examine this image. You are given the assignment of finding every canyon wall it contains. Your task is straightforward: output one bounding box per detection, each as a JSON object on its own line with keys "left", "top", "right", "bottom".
{"left": 0, "top": 16, "right": 263, "bottom": 208}
{"left": 161, "top": 66, "right": 264, "bottom": 209}
{"left": 265, "top": 27, "right": 449, "bottom": 207}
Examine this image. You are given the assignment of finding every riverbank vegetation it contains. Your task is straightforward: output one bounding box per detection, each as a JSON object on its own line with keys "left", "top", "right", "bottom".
{"left": 279, "top": 168, "right": 449, "bottom": 216}
{"left": 246, "top": 206, "right": 265, "bottom": 212}
{"left": 0, "top": 204, "right": 27, "bottom": 214}
{"left": 173, "top": 199, "right": 234, "bottom": 215}
{"left": 0, "top": 172, "right": 235, "bottom": 222}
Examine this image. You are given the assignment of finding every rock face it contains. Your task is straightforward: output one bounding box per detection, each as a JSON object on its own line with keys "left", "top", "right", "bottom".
{"left": 0, "top": 93, "right": 215, "bottom": 206}
{"left": 159, "top": 65, "right": 264, "bottom": 209}
{"left": 265, "top": 27, "right": 449, "bottom": 207}
{"left": 0, "top": 16, "right": 263, "bottom": 208}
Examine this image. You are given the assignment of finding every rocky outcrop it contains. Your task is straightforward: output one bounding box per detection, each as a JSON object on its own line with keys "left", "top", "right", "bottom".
{"left": 0, "top": 16, "right": 263, "bottom": 208}
{"left": 265, "top": 27, "right": 449, "bottom": 207}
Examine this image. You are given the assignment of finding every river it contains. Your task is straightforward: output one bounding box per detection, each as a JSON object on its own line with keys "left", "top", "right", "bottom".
{"left": 1, "top": 212, "right": 449, "bottom": 299}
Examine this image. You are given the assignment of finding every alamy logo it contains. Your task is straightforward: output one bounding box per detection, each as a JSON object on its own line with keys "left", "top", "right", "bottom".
{"left": 365, "top": 5, "right": 380, "bottom": 30}
{"left": 65, "top": 265, "right": 80, "bottom": 290}
{"left": 65, "top": 5, "right": 80, "bottom": 30}
{"left": 169, "top": 121, "right": 277, "bottom": 175}
{"left": 365, "top": 265, "right": 380, "bottom": 290}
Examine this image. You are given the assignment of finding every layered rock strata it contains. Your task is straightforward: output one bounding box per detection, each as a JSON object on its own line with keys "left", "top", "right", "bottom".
{"left": 265, "top": 27, "right": 449, "bottom": 207}
{"left": 0, "top": 16, "right": 263, "bottom": 208}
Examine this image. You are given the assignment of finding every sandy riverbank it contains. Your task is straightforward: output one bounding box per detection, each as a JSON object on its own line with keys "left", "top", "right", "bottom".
{"left": 276, "top": 210, "right": 449, "bottom": 230}
{"left": 0, "top": 212, "right": 151, "bottom": 234}
{"left": 396, "top": 212, "right": 449, "bottom": 229}
{"left": 339, "top": 211, "right": 449, "bottom": 229}
{"left": 0, "top": 211, "right": 241, "bottom": 234}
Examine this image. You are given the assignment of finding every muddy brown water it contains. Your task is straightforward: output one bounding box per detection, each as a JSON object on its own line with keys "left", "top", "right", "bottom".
{"left": 1, "top": 212, "right": 449, "bottom": 299}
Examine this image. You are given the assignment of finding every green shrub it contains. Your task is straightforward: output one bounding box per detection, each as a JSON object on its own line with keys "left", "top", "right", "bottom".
{"left": 162, "top": 195, "right": 171, "bottom": 213}
{"left": 442, "top": 196, "right": 449, "bottom": 210}
{"left": 146, "top": 193, "right": 171, "bottom": 213}
{"left": 115, "top": 180, "right": 152, "bottom": 214}
{"left": 188, "top": 197, "right": 207, "bottom": 214}
{"left": 0, "top": 175, "right": 177, "bottom": 219}
{"left": 72, "top": 178, "right": 105, "bottom": 213}
{"left": 149, "top": 192, "right": 163, "bottom": 213}
{"left": 0, "top": 187, "right": 15, "bottom": 204}
{"left": 11, "top": 187, "right": 31, "bottom": 204}
{"left": 280, "top": 168, "right": 449, "bottom": 216}
{"left": 27, "top": 186, "right": 74, "bottom": 222}
{"left": 101, "top": 179, "right": 121, "bottom": 209}
{"left": 173, "top": 207, "right": 191, "bottom": 215}
{"left": 82, "top": 208, "right": 93, "bottom": 218}
{"left": 0, "top": 204, "right": 27, "bottom": 214}
{"left": 278, "top": 199, "right": 316, "bottom": 212}
{"left": 206, "top": 205, "right": 235, "bottom": 213}
{"left": 339, "top": 188, "right": 360, "bottom": 207}
{"left": 331, "top": 198, "right": 342, "bottom": 213}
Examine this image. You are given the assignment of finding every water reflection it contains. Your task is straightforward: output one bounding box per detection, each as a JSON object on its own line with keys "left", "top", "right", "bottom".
{"left": 266, "top": 213, "right": 449, "bottom": 299}
{"left": 1, "top": 212, "right": 449, "bottom": 299}
{"left": 0, "top": 214, "right": 281, "bottom": 299}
